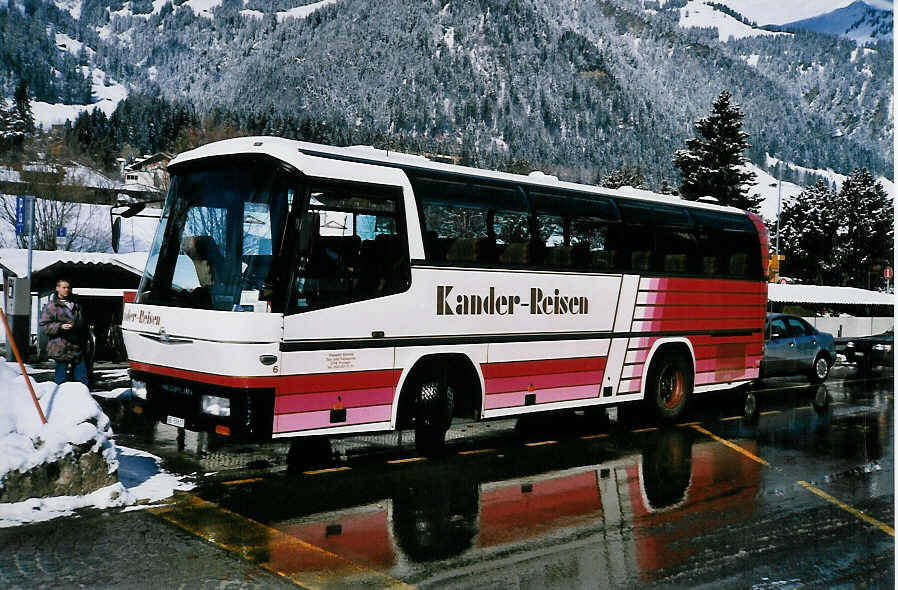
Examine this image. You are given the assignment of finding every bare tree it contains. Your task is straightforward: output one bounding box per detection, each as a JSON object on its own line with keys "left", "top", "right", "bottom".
{"left": 0, "top": 197, "right": 110, "bottom": 252}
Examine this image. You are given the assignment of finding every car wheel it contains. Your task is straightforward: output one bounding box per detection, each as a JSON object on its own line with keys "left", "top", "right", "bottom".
{"left": 809, "top": 354, "right": 830, "bottom": 383}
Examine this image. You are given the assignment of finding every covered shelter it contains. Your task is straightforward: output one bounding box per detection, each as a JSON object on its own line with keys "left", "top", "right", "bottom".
{"left": 768, "top": 283, "right": 894, "bottom": 338}
{"left": 0, "top": 249, "right": 148, "bottom": 360}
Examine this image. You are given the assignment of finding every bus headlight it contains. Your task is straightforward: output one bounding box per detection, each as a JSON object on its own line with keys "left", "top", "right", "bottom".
{"left": 131, "top": 379, "right": 148, "bottom": 400}
{"left": 873, "top": 344, "right": 892, "bottom": 352}
{"left": 201, "top": 394, "right": 231, "bottom": 417}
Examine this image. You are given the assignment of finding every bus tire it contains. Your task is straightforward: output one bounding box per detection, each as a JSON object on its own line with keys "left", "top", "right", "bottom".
{"left": 645, "top": 348, "right": 693, "bottom": 422}
{"left": 414, "top": 377, "right": 454, "bottom": 456}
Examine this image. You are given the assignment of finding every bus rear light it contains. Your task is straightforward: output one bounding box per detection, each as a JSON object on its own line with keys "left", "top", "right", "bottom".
{"left": 201, "top": 394, "right": 231, "bottom": 417}
{"left": 215, "top": 424, "right": 231, "bottom": 436}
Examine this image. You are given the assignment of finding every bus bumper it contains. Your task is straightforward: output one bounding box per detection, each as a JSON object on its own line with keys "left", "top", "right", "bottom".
{"left": 130, "top": 370, "right": 275, "bottom": 441}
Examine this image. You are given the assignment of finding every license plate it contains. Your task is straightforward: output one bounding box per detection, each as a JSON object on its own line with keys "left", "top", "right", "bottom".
{"left": 166, "top": 415, "right": 186, "bottom": 428}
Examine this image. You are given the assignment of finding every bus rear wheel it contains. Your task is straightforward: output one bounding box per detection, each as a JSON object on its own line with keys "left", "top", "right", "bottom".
{"left": 414, "top": 377, "right": 455, "bottom": 456}
{"left": 645, "top": 349, "right": 693, "bottom": 422}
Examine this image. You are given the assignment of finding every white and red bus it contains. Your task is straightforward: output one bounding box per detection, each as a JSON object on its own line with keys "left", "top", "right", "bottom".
{"left": 123, "top": 137, "right": 769, "bottom": 454}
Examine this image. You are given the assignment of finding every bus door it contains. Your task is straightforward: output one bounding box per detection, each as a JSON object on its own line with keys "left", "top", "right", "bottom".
{"left": 277, "top": 178, "right": 412, "bottom": 437}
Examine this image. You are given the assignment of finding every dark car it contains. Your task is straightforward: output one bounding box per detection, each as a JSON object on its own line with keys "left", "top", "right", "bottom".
{"left": 760, "top": 313, "right": 836, "bottom": 383}
{"left": 836, "top": 328, "right": 893, "bottom": 374}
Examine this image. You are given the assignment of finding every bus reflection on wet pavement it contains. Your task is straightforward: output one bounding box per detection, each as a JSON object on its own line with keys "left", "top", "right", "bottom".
{"left": 192, "top": 377, "right": 892, "bottom": 589}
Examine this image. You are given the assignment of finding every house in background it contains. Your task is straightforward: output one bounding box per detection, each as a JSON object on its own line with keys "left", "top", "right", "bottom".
{"left": 120, "top": 152, "right": 173, "bottom": 192}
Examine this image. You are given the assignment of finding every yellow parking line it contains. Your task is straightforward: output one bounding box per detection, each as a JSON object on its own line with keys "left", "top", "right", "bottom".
{"left": 676, "top": 421, "right": 702, "bottom": 427}
{"left": 151, "top": 493, "right": 414, "bottom": 589}
{"left": 580, "top": 433, "right": 609, "bottom": 440}
{"left": 798, "top": 481, "right": 894, "bottom": 537}
{"left": 720, "top": 416, "right": 742, "bottom": 421}
{"left": 221, "top": 477, "right": 264, "bottom": 486}
{"left": 631, "top": 427, "right": 659, "bottom": 433}
{"left": 525, "top": 440, "right": 557, "bottom": 447}
{"left": 303, "top": 466, "right": 351, "bottom": 475}
{"left": 690, "top": 424, "right": 769, "bottom": 466}
{"left": 759, "top": 410, "right": 780, "bottom": 416}
{"left": 457, "top": 448, "right": 496, "bottom": 455}
{"left": 386, "top": 457, "right": 427, "bottom": 464}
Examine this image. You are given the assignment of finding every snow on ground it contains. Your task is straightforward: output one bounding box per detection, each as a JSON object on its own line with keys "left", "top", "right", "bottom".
{"left": 54, "top": 33, "right": 93, "bottom": 59}
{"left": 184, "top": 0, "right": 225, "bottom": 18}
{"left": 679, "top": 1, "right": 786, "bottom": 41}
{"left": 0, "top": 358, "right": 194, "bottom": 528}
{"left": 30, "top": 67, "right": 128, "bottom": 130}
{"left": 277, "top": 0, "right": 342, "bottom": 22}
{"left": 702, "top": 0, "right": 868, "bottom": 26}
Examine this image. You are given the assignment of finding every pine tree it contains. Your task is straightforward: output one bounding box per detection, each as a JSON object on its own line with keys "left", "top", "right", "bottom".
{"left": 837, "top": 168, "right": 893, "bottom": 288}
{"left": 777, "top": 180, "right": 841, "bottom": 284}
{"left": 599, "top": 166, "right": 645, "bottom": 189}
{"left": 673, "top": 91, "right": 759, "bottom": 211}
{"left": 13, "top": 80, "right": 35, "bottom": 134}
{"left": 777, "top": 171, "right": 893, "bottom": 287}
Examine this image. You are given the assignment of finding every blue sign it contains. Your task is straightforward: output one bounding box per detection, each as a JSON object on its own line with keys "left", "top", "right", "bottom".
{"left": 15, "top": 222, "right": 24, "bottom": 236}
{"left": 56, "top": 227, "right": 67, "bottom": 238}
{"left": 15, "top": 196, "right": 25, "bottom": 225}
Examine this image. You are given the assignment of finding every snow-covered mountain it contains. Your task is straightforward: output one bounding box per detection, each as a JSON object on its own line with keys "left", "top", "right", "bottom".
{"left": 2, "top": 0, "right": 893, "bottom": 192}
{"left": 703, "top": 0, "right": 892, "bottom": 26}
{"left": 784, "top": 1, "right": 893, "bottom": 45}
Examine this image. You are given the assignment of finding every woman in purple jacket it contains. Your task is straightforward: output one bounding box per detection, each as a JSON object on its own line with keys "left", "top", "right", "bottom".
{"left": 39, "top": 278, "right": 88, "bottom": 385}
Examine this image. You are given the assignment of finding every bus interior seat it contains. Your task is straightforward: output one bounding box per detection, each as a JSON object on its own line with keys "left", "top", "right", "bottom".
{"left": 728, "top": 252, "right": 748, "bottom": 277}
{"left": 446, "top": 237, "right": 478, "bottom": 262}
{"left": 702, "top": 256, "right": 719, "bottom": 274}
{"left": 664, "top": 254, "right": 688, "bottom": 272}
{"left": 571, "top": 242, "right": 591, "bottom": 267}
{"left": 631, "top": 250, "right": 653, "bottom": 271}
{"left": 543, "top": 245, "right": 572, "bottom": 267}
{"left": 499, "top": 242, "right": 529, "bottom": 265}
{"left": 311, "top": 235, "right": 361, "bottom": 279}
{"left": 591, "top": 250, "right": 617, "bottom": 270}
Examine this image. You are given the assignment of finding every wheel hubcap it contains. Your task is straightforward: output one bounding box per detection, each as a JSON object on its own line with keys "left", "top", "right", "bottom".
{"left": 660, "top": 365, "right": 685, "bottom": 409}
{"left": 815, "top": 359, "right": 828, "bottom": 379}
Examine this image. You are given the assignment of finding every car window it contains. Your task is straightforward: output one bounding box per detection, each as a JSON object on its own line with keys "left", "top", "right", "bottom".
{"left": 786, "top": 317, "right": 812, "bottom": 337}
{"left": 768, "top": 318, "right": 788, "bottom": 340}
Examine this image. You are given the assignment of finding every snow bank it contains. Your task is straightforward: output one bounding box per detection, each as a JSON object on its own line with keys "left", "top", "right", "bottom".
{"left": 0, "top": 363, "right": 195, "bottom": 527}
{"left": 0, "top": 361, "right": 117, "bottom": 483}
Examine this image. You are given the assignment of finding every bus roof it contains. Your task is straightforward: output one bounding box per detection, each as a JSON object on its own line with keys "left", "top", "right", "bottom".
{"left": 169, "top": 136, "right": 753, "bottom": 217}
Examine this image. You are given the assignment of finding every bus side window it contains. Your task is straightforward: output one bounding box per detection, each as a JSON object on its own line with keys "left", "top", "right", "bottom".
{"left": 290, "top": 182, "right": 408, "bottom": 313}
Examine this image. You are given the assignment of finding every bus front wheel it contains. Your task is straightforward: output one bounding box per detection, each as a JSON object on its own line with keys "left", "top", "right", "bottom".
{"left": 645, "top": 349, "right": 693, "bottom": 422}
{"left": 414, "top": 377, "right": 455, "bottom": 456}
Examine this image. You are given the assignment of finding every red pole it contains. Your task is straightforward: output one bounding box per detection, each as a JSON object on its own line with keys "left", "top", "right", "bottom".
{"left": 0, "top": 306, "right": 47, "bottom": 424}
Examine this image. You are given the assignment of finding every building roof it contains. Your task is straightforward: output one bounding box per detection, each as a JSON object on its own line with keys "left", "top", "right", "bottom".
{"left": 0, "top": 249, "right": 147, "bottom": 278}
{"left": 768, "top": 283, "right": 895, "bottom": 306}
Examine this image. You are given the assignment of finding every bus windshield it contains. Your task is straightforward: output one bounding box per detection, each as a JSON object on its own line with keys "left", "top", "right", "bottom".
{"left": 137, "top": 160, "right": 293, "bottom": 311}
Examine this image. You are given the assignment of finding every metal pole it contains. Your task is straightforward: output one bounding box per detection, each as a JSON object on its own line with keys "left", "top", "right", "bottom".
{"left": 774, "top": 161, "right": 783, "bottom": 260}
{"left": 26, "top": 195, "right": 33, "bottom": 279}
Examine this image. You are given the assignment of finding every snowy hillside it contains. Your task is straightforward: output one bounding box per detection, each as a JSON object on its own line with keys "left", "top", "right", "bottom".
{"left": 678, "top": 1, "right": 787, "bottom": 41}
{"left": 705, "top": 0, "right": 892, "bottom": 26}
{"left": 30, "top": 68, "right": 128, "bottom": 129}
{"left": 784, "top": 1, "right": 893, "bottom": 44}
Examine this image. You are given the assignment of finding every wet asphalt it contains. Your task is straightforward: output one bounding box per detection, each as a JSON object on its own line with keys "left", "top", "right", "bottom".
{"left": 0, "top": 365, "right": 893, "bottom": 589}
